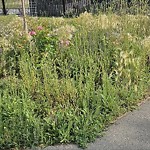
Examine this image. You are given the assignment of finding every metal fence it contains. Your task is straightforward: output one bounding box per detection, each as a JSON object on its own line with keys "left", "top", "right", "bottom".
{"left": 0, "top": 0, "right": 150, "bottom": 16}
{"left": 0, "top": 0, "right": 93, "bottom": 16}
{"left": 28, "top": 0, "right": 92, "bottom": 16}
{"left": 36, "top": 0, "right": 92, "bottom": 16}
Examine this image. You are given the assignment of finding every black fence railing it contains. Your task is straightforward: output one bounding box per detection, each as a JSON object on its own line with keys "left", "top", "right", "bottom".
{"left": 29, "top": 0, "right": 92, "bottom": 16}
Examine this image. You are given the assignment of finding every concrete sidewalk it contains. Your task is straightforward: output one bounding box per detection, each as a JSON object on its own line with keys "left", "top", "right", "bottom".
{"left": 43, "top": 97, "right": 150, "bottom": 150}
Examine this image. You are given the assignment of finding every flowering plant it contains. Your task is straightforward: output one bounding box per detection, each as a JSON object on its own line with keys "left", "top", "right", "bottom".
{"left": 29, "top": 26, "right": 58, "bottom": 58}
{"left": 53, "top": 24, "right": 76, "bottom": 48}
{"left": 28, "top": 24, "right": 76, "bottom": 58}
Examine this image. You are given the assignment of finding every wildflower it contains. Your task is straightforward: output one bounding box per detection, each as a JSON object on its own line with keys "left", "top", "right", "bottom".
{"left": 60, "top": 40, "right": 64, "bottom": 45}
{"left": 141, "top": 36, "right": 150, "bottom": 48}
{"left": 68, "top": 34, "right": 73, "bottom": 40}
{"left": 60, "top": 40, "right": 70, "bottom": 47}
{"left": 37, "top": 26, "right": 43, "bottom": 30}
{"left": 29, "top": 31, "right": 36, "bottom": 36}
{"left": 65, "top": 40, "right": 70, "bottom": 46}
{"left": 54, "top": 25, "right": 76, "bottom": 41}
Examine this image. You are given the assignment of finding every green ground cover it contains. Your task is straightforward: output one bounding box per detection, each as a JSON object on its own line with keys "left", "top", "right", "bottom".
{"left": 0, "top": 2, "right": 150, "bottom": 150}
{"left": 0, "top": 15, "right": 14, "bottom": 27}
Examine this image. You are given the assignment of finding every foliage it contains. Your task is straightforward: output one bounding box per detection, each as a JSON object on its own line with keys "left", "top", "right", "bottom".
{"left": 0, "top": 8, "right": 150, "bottom": 149}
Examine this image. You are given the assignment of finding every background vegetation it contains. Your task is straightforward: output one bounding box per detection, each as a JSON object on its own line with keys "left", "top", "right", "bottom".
{"left": 0, "top": 0, "right": 29, "bottom": 8}
{"left": 0, "top": 1, "right": 150, "bottom": 149}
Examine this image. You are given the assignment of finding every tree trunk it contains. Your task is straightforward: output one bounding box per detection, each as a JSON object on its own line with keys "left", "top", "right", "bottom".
{"left": 62, "top": 0, "right": 66, "bottom": 15}
{"left": 2, "top": 0, "right": 7, "bottom": 15}
{"left": 21, "top": 0, "right": 28, "bottom": 34}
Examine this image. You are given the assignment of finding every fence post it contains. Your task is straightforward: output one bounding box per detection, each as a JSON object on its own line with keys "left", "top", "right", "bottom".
{"left": 62, "top": 0, "right": 66, "bottom": 15}
{"left": 21, "top": 0, "right": 28, "bottom": 34}
{"left": 2, "top": 0, "right": 7, "bottom": 15}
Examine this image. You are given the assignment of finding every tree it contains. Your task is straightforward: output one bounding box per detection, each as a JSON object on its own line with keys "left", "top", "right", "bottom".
{"left": 21, "top": 0, "right": 28, "bottom": 34}
{"left": 62, "top": 0, "right": 66, "bottom": 15}
{"left": 2, "top": 0, "right": 7, "bottom": 15}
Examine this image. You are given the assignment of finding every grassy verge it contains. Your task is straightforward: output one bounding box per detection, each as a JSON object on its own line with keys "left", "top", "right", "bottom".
{"left": 0, "top": 0, "right": 29, "bottom": 9}
{"left": 0, "top": 15, "right": 15, "bottom": 27}
{"left": 0, "top": 9, "right": 150, "bottom": 150}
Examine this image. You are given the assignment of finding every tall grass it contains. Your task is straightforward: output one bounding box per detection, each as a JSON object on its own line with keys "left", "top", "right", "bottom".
{"left": 91, "top": 0, "right": 150, "bottom": 15}
{"left": 0, "top": 1, "right": 150, "bottom": 149}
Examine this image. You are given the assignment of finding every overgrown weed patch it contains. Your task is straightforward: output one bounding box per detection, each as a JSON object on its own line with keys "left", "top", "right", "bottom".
{"left": 0, "top": 9, "right": 150, "bottom": 149}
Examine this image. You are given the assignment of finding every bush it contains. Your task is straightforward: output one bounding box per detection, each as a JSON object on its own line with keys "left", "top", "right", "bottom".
{"left": 0, "top": 12, "right": 150, "bottom": 149}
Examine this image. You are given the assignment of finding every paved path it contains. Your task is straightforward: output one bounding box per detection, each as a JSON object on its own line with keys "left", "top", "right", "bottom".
{"left": 0, "top": 8, "right": 29, "bottom": 15}
{"left": 43, "top": 97, "right": 150, "bottom": 150}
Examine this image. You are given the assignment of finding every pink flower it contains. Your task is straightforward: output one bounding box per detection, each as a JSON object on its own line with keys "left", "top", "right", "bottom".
{"left": 60, "top": 40, "right": 70, "bottom": 47}
{"left": 29, "top": 31, "right": 36, "bottom": 36}
{"left": 65, "top": 40, "right": 70, "bottom": 46}
{"left": 37, "top": 26, "right": 43, "bottom": 30}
